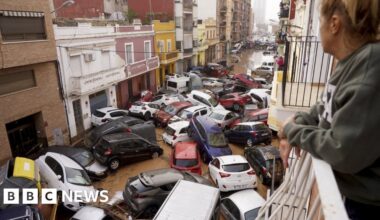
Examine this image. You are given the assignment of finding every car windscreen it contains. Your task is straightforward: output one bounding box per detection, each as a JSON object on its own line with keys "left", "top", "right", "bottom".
{"left": 174, "top": 159, "right": 198, "bottom": 168}
{"left": 209, "top": 112, "right": 224, "bottom": 120}
{"left": 71, "top": 150, "right": 94, "bottom": 167}
{"left": 222, "top": 163, "right": 250, "bottom": 172}
{"left": 164, "top": 105, "right": 177, "bottom": 116}
{"left": 208, "top": 97, "right": 219, "bottom": 107}
{"left": 93, "top": 110, "right": 106, "bottom": 117}
{"left": 207, "top": 133, "right": 227, "bottom": 147}
{"left": 244, "top": 207, "right": 260, "bottom": 220}
{"left": 266, "top": 159, "right": 284, "bottom": 175}
{"left": 165, "top": 126, "right": 176, "bottom": 136}
{"left": 253, "top": 124, "right": 269, "bottom": 131}
{"left": 132, "top": 101, "right": 143, "bottom": 106}
{"left": 178, "top": 109, "right": 192, "bottom": 119}
{"left": 65, "top": 167, "right": 92, "bottom": 186}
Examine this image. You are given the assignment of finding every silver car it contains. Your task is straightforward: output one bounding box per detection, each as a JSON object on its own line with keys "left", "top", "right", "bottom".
{"left": 123, "top": 168, "right": 211, "bottom": 218}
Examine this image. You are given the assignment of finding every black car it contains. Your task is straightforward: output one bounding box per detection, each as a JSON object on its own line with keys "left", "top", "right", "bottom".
{"left": 244, "top": 145, "right": 285, "bottom": 186}
{"left": 93, "top": 133, "right": 163, "bottom": 171}
{"left": 84, "top": 116, "right": 156, "bottom": 148}
{"left": 44, "top": 145, "right": 108, "bottom": 181}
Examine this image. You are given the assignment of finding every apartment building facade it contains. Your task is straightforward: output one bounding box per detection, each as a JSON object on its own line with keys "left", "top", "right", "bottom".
{"left": 231, "top": 0, "right": 251, "bottom": 43}
{"left": 204, "top": 18, "right": 218, "bottom": 64}
{"left": 51, "top": 0, "right": 127, "bottom": 19}
{"left": 55, "top": 23, "right": 125, "bottom": 138}
{"left": 153, "top": 20, "right": 178, "bottom": 87}
{"left": 0, "top": 0, "right": 69, "bottom": 163}
{"left": 115, "top": 24, "right": 160, "bottom": 108}
{"left": 216, "top": 0, "right": 233, "bottom": 57}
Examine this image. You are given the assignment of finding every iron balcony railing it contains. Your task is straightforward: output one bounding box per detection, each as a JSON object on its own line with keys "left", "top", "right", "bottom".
{"left": 256, "top": 150, "right": 349, "bottom": 220}
{"left": 282, "top": 36, "right": 332, "bottom": 107}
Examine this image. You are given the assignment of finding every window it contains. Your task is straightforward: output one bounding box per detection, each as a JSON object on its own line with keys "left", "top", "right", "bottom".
{"left": 175, "top": 17, "right": 182, "bottom": 28}
{"left": 167, "top": 81, "right": 177, "bottom": 89}
{"left": 144, "top": 41, "right": 151, "bottom": 59}
{"left": 125, "top": 43, "right": 134, "bottom": 64}
{"left": 110, "top": 111, "right": 127, "bottom": 117}
{"left": 211, "top": 159, "right": 220, "bottom": 169}
{"left": 0, "top": 11, "right": 46, "bottom": 41}
{"left": 167, "top": 40, "right": 172, "bottom": 52}
{"left": 45, "top": 156, "right": 64, "bottom": 179}
{"left": 179, "top": 127, "right": 187, "bottom": 134}
{"left": 176, "top": 41, "right": 182, "bottom": 50}
{"left": 158, "top": 40, "right": 164, "bottom": 53}
{"left": 0, "top": 70, "right": 36, "bottom": 95}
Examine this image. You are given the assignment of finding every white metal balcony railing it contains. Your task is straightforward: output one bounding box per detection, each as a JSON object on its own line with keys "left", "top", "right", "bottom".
{"left": 256, "top": 150, "right": 349, "bottom": 220}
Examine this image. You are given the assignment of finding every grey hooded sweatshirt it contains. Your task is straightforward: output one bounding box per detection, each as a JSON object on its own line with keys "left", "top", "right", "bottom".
{"left": 284, "top": 42, "right": 380, "bottom": 206}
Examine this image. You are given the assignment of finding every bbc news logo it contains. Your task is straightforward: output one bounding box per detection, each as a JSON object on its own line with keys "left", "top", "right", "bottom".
{"left": 3, "top": 189, "right": 109, "bottom": 204}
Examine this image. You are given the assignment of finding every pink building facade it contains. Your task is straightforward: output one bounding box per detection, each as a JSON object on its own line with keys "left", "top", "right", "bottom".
{"left": 115, "top": 25, "right": 160, "bottom": 108}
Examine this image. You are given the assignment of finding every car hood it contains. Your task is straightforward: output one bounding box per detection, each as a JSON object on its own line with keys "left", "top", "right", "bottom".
{"left": 156, "top": 110, "right": 172, "bottom": 121}
{"left": 66, "top": 183, "right": 95, "bottom": 194}
{"left": 86, "top": 161, "right": 108, "bottom": 174}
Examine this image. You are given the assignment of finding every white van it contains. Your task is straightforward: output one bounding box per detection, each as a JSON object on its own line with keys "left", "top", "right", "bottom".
{"left": 166, "top": 75, "right": 190, "bottom": 93}
{"left": 153, "top": 180, "right": 220, "bottom": 220}
{"left": 186, "top": 90, "right": 225, "bottom": 110}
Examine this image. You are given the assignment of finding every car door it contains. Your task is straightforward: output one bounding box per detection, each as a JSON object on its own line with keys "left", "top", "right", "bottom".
{"left": 220, "top": 95, "right": 233, "bottom": 108}
{"left": 224, "top": 112, "right": 235, "bottom": 127}
{"left": 221, "top": 198, "right": 240, "bottom": 220}
{"left": 134, "top": 139, "right": 153, "bottom": 160}
{"left": 209, "top": 158, "right": 221, "bottom": 182}
{"left": 226, "top": 125, "right": 240, "bottom": 142}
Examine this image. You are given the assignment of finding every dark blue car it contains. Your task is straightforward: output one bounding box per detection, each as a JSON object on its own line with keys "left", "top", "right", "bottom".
{"left": 188, "top": 116, "right": 232, "bottom": 163}
{"left": 225, "top": 122, "right": 272, "bottom": 147}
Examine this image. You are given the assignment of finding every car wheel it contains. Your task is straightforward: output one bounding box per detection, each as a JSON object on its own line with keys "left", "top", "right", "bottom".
{"left": 152, "top": 152, "right": 159, "bottom": 159}
{"left": 144, "top": 112, "right": 151, "bottom": 121}
{"left": 247, "top": 138, "right": 254, "bottom": 147}
{"left": 157, "top": 121, "right": 162, "bottom": 128}
{"left": 233, "top": 103, "right": 241, "bottom": 112}
{"left": 265, "top": 139, "right": 272, "bottom": 145}
{"left": 109, "top": 159, "right": 120, "bottom": 171}
{"left": 202, "top": 152, "right": 208, "bottom": 163}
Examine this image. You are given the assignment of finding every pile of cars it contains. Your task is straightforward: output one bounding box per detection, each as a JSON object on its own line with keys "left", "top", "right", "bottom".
{"left": 0, "top": 64, "right": 284, "bottom": 219}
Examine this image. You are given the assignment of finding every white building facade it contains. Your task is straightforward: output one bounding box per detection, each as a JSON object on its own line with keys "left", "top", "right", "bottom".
{"left": 55, "top": 23, "right": 125, "bottom": 138}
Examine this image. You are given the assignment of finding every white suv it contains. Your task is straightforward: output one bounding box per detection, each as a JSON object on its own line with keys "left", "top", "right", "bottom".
{"left": 35, "top": 152, "right": 95, "bottom": 211}
{"left": 169, "top": 105, "right": 211, "bottom": 124}
{"left": 128, "top": 101, "right": 160, "bottom": 120}
{"left": 91, "top": 107, "right": 128, "bottom": 126}
{"left": 185, "top": 90, "right": 225, "bottom": 111}
{"left": 162, "top": 121, "right": 191, "bottom": 146}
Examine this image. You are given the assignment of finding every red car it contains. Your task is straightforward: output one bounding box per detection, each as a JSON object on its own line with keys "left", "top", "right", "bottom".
{"left": 153, "top": 101, "right": 192, "bottom": 127}
{"left": 140, "top": 90, "right": 153, "bottom": 102}
{"left": 231, "top": 108, "right": 269, "bottom": 128}
{"left": 219, "top": 92, "right": 253, "bottom": 112}
{"left": 232, "top": 73, "right": 263, "bottom": 88}
{"left": 170, "top": 142, "right": 202, "bottom": 175}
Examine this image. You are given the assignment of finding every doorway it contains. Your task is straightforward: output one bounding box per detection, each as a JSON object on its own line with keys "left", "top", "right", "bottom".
{"left": 72, "top": 99, "right": 84, "bottom": 135}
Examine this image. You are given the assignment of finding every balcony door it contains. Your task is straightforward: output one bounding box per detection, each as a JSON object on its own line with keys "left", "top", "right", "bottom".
{"left": 144, "top": 41, "right": 151, "bottom": 59}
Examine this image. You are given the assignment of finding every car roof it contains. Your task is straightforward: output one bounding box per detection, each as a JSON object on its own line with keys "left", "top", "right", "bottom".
{"left": 96, "top": 107, "right": 118, "bottom": 113}
{"left": 195, "top": 116, "right": 222, "bottom": 133}
{"left": 183, "top": 105, "right": 206, "bottom": 112}
{"left": 191, "top": 90, "right": 212, "bottom": 99}
{"left": 47, "top": 145, "right": 88, "bottom": 156}
{"left": 174, "top": 142, "right": 198, "bottom": 159}
{"left": 168, "top": 121, "right": 190, "bottom": 130}
{"left": 218, "top": 155, "right": 248, "bottom": 165}
{"left": 210, "top": 109, "right": 231, "bottom": 116}
{"left": 102, "top": 132, "right": 141, "bottom": 143}
{"left": 227, "top": 189, "right": 265, "bottom": 213}
{"left": 45, "top": 152, "right": 83, "bottom": 169}
{"left": 254, "top": 146, "right": 281, "bottom": 159}
{"left": 170, "top": 101, "right": 192, "bottom": 109}
{"left": 237, "top": 121, "right": 265, "bottom": 126}
{"left": 138, "top": 168, "right": 184, "bottom": 187}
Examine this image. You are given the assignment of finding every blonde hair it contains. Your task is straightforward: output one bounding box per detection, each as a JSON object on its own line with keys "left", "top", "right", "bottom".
{"left": 320, "top": 0, "right": 379, "bottom": 41}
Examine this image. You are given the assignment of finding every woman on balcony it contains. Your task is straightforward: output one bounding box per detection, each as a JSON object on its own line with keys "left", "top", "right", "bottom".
{"left": 278, "top": 0, "right": 380, "bottom": 219}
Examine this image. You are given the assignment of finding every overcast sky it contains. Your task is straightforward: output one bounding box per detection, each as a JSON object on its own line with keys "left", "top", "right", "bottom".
{"left": 198, "top": 0, "right": 280, "bottom": 22}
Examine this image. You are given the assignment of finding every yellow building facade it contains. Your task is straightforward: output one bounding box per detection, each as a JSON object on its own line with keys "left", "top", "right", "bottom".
{"left": 197, "top": 22, "right": 208, "bottom": 66}
{"left": 153, "top": 20, "right": 178, "bottom": 88}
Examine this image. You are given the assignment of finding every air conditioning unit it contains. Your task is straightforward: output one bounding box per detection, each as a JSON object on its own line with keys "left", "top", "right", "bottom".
{"left": 84, "top": 53, "right": 95, "bottom": 62}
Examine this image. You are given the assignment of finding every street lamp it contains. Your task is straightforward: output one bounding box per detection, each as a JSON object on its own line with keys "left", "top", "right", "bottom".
{"left": 50, "top": 0, "right": 75, "bottom": 14}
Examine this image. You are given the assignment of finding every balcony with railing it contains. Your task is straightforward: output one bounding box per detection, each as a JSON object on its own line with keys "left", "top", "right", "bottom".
{"left": 158, "top": 51, "right": 178, "bottom": 64}
{"left": 256, "top": 150, "right": 349, "bottom": 220}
